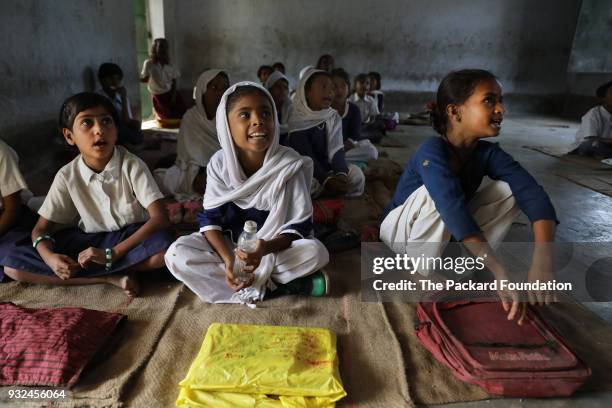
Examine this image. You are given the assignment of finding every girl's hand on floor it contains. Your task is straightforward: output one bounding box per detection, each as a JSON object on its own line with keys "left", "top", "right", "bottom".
{"left": 225, "top": 261, "right": 254, "bottom": 291}
{"left": 77, "top": 247, "right": 107, "bottom": 269}
{"left": 527, "top": 266, "right": 557, "bottom": 305}
{"left": 235, "top": 240, "right": 266, "bottom": 272}
{"left": 498, "top": 288, "right": 527, "bottom": 325}
{"left": 47, "top": 254, "right": 80, "bottom": 280}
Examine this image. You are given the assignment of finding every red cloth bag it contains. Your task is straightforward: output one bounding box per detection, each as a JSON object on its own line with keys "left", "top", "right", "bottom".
{"left": 415, "top": 292, "right": 591, "bottom": 397}
{"left": 0, "top": 303, "right": 125, "bottom": 387}
{"left": 312, "top": 199, "right": 345, "bottom": 225}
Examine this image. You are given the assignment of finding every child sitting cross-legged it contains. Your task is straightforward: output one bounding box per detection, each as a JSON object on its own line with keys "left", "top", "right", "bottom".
{"left": 286, "top": 68, "right": 365, "bottom": 198}
{"left": 165, "top": 82, "right": 329, "bottom": 304}
{"left": 2, "top": 93, "right": 174, "bottom": 297}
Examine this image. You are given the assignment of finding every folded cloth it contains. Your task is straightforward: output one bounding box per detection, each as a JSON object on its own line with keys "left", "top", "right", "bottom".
{"left": 177, "top": 323, "right": 347, "bottom": 407}
{"left": 0, "top": 303, "right": 125, "bottom": 387}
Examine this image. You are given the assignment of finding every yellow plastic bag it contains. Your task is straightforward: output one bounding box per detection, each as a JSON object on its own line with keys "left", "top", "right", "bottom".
{"left": 177, "top": 323, "right": 347, "bottom": 408}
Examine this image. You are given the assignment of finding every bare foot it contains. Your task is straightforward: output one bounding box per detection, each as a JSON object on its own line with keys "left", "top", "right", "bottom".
{"left": 108, "top": 274, "right": 140, "bottom": 297}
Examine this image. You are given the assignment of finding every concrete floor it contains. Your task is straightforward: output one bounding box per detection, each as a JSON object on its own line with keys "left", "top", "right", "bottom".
{"left": 384, "top": 115, "right": 612, "bottom": 407}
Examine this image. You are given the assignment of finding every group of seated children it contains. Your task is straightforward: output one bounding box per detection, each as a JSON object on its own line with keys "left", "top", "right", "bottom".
{"left": 0, "top": 45, "right": 561, "bottom": 321}
{"left": 1, "top": 93, "right": 174, "bottom": 297}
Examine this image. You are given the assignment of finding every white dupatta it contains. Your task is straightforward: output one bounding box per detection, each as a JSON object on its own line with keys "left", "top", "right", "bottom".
{"left": 288, "top": 69, "right": 344, "bottom": 162}
{"left": 204, "top": 81, "right": 314, "bottom": 303}
{"left": 265, "top": 71, "right": 293, "bottom": 134}
{"left": 167, "top": 69, "right": 227, "bottom": 200}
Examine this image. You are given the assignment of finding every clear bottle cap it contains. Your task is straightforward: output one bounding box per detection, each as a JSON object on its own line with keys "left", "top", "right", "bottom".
{"left": 244, "top": 220, "right": 257, "bottom": 234}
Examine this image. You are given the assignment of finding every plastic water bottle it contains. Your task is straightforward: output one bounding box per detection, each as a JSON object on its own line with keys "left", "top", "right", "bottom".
{"left": 233, "top": 220, "right": 258, "bottom": 283}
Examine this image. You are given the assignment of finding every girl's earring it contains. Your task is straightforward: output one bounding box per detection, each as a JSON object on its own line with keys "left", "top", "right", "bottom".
{"left": 456, "top": 113, "right": 462, "bottom": 122}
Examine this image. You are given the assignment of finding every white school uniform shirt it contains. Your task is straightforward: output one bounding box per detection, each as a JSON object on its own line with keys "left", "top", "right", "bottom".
{"left": 370, "top": 90, "right": 384, "bottom": 109}
{"left": 350, "top": 93, "right": 379, "bottom": 124}
{"left": 38, "top": 146, "right": 164, "bottom": 233}
{"left": 0, "top": 139, "right": 28, "bottom": 211}
{"left": 575, "top": 105, "right": 612, "bottom": 143}
{"left": 97, "top": 88, "right": 133, "bottom": 120}
{"left": 141, "top": 59, "right": 180, "bottom": 95}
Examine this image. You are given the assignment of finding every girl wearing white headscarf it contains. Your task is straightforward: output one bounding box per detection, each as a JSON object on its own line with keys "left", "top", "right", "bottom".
{"left": 165, "top": 82, "right": 329, "bottom": 304}
{"left": 287, "top": 69, "right": 365, "bottom": 197}
{"left": 265, "top": 71, "right": 293, "bottom": 136}
{"left": 155, "top": 69, "right": 229, "bottom": 201}
{"left": 330, "top": 68, "right": 379, "bottom": 162}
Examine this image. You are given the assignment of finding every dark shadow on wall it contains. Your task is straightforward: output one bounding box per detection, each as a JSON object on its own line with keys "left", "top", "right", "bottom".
{"left": 82, "top": 66, "right": 96, "bottom": 92}
{"left": 510, "top": 0, "right": 582, "bottom": 116}
{"left": 563, "top": 0, "right": 612, "bottom": 119}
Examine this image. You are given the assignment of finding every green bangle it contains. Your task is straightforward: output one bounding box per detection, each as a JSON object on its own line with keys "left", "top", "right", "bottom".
{"left": 32, "top": 235, "right": 55, "bottom": 249}
{"left": 105, "top": 248, "right": 113, "bottom": 271}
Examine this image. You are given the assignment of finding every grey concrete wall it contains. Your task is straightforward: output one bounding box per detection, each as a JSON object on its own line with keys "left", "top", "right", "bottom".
{"left": 0, "top": 1, "right": 138, "bottom": 151}
{"left": 564, "top": 0, "right": 612, "bottom": 118}
{"left": 172, "top": 0, "right": 580, "bottom": 111}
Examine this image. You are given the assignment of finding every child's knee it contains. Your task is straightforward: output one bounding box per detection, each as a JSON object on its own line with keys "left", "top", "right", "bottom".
{"left": 349, "top": 164, "right": 365, "bottom": 182}
{"left": 301, "top": 239, "right": 330, "bottom": 268}
{"left": 149, "top": 250, "right": 167, "bottom": 269}
{"left": 164, "top": 239, "right": 184, "bottom": 270}
{"left": 488, "top": 181, "right": 517, "bottom": 207}
{"left": 164, "top": 233, "right": 215, "bottom": 273}
{"left": 3, "top": 267, "right": 25, "bottom": 282}
{"left": 348, "top": 164, "right": 366, "bottom": 193}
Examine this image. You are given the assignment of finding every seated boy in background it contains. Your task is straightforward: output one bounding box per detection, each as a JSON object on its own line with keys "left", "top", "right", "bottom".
{"left": 572, "top": 80, "right": 612, "bottom": 158}
{"left": 98, "top": 62, "right": 143, "bottom": 145}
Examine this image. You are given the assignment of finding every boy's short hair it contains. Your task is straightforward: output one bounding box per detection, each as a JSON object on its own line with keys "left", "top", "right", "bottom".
{"left": 316, "top": 54, "right": 334, "bottom": 70}
{"left": 98, "top": 62, "right": 123, "bottom": 82}
{"left": 59, "top": 92, "right": 119, "bottom": 131}
{"left": 257, "top": 65, "right": 273, "bottom": 78}
{"left": 331, "top": 68, "right": 351, "bottom": 90}
{"left": 272, "top": 62, "right": 285, "bottom": 73}
{"left": 596, "top": 81, "right": 612, "bottom": 98}
{"left": 354, "top": 73, "right": 369, "bottom": 85}
{"left": 368, "top": 71, "right": 382, "bottom": 89}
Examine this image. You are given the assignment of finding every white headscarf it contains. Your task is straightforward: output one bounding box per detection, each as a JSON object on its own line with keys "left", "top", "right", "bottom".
{"left": 264, "top": 70, "right": 288, "bottom": 91}
{"left": 176, "top": 69, "right": 227, "bottom": 168}
{"left": 299, "top": 65, "right": 315, "bottom": 80}
{"left": 288, "top": 69, "right": 344, "bottom": 162}
{"left": 265, "top": 71, "right": 293, "bottom": 134}
{"left": 204, "top": 81, "right": 314, "bottom": 303}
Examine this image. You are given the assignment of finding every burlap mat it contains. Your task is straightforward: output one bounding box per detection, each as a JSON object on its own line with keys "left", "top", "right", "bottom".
{"left": 523, "top": 145, "right": 611, "bottom": 170}
{"left": 0, "top": 280, "right": 183, "bottom": 407}
{"left": 125, "top": 250, "right": 413, "bottom": 408}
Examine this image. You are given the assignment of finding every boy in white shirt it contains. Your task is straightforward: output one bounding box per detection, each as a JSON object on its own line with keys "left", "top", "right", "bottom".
{"left": 0, "top": 139, "right": 28, "bottom": 234}
{"left": 0, "top": 139, "right": 36, "bottom": 281}
{"left": 2, "top": 93, "right": 174, "bottom": 297}
{"left": 572, "top": 81, "right": 612, "bottom": 158}
{"left": 98, "top": 62, "right": 143, "bottom": 145}
{"left": 350, "top": 73, "right": 386, "bottom": 143}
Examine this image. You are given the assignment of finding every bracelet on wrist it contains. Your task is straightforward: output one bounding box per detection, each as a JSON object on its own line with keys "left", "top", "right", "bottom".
{"left": 32, "top": 235, "right": 55, "bottom": 249}
{"left": 105, "top": 248, "right": 113, "bottom": 271}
